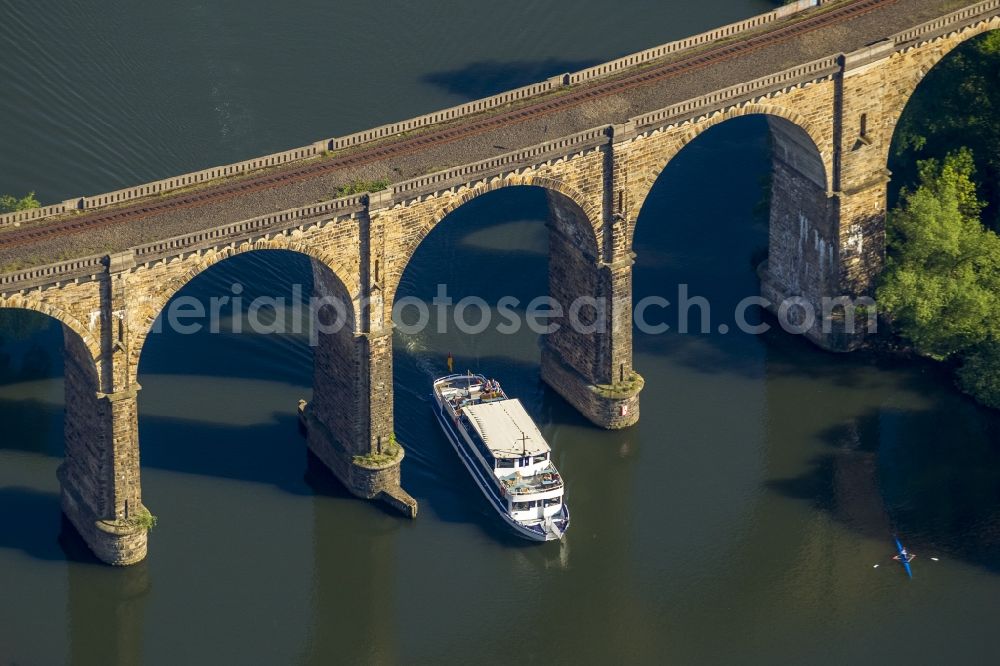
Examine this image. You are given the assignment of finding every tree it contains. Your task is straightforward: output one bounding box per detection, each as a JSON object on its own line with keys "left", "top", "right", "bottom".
{"left": 0, "top": 191, "right": 40, "bottom": 213}
{"left": 877, "top": 149, "right": 1000, "bottom": 359}
{"left": 957, "top": 344, "right": 1000, "bottom": 409}
{"left": 892, "top": 31, "right": 1000, "bottom": 227}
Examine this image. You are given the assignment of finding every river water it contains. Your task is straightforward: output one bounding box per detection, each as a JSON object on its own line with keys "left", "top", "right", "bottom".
{"left": 3, "top": 1, "right": 1000, "bottom": 664}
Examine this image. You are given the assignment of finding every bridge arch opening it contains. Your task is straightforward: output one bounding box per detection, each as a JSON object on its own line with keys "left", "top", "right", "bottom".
{"left": 389, "top": 183, "right": 604, "bottom": 525}
{"left": 631, "top": 114, "right": 830, "bottom": 371}
{"left": 133, "top": 249, "right": 373, "bottom": 542}
{"left": 634, "top": 111, "right": 830, "bottom": 314}
{"left": 629, "top": 106, "right": 830, "bottom": 225}
{"left": 0, "top": 306, "right": 108, "bottom": 561}
{"left": 623, "top": 115, "right": 782, "bottom": 566}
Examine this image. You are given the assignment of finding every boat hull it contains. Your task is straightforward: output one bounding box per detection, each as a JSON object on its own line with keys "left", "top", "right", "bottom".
{"left": 432, "top": 397, "right": 569, "bottom": 542}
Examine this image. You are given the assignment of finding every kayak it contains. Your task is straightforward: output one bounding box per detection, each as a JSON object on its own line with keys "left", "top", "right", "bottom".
{"left": 894, "top": 537, "right": 914, "bottom": 579}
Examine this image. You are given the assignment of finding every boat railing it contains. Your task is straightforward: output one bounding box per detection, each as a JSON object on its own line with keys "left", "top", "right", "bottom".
{"left": 435, "top": 373, "right": 488, "bottom": 386}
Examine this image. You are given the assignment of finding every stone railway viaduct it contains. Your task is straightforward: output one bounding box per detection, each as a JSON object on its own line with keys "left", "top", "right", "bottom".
{"left": 0, "top": 0, "right": 996, "bottom": 564}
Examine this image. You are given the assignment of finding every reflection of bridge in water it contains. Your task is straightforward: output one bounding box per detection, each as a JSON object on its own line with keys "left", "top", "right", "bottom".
{"left": 0, "top": 0, "right": 997, "bottom": 564}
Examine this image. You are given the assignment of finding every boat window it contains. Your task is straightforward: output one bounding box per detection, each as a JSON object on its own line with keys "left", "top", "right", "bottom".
{"left": 544, "top": 497, "right": 560, "bottom": 507}
{"left": 497, "top": 459, "right": 515, "bottom": 468}
{"left": 532, "top": 454, "right": 547, "bottom": 464}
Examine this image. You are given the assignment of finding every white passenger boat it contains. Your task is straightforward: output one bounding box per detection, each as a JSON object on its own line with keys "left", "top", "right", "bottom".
{"left": 432, "top": 373, "right": 570, "bottom": 541}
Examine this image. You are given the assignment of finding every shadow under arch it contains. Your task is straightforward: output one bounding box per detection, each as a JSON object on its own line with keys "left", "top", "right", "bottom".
{"left": 629, "top": 104, "right": 831, "bottom": 239}
{"left": 134, "top": 248, "right": 363, "bottom": 488}
{"left": 628, "top": 113, "right": 833, "bottom": 371}
{"left": 0, "top": 294, "right": 100, "bottom": 363}
{"left": 631, "top": 110, "right": 833, "bottom": 352}
{"left": 391, "top": 175, "right": 602, "bottom": 288}
{"left": 0, "top": 305, "right": 109, "bottom": 563}
{"left": 389, "top": 184, "right": 603, "bottom": 532}
{"left": 130, "top": 241, "right": 357, "bottom": 386}
{"left": 391, "top": 177, "right": 608, "bottom": 400}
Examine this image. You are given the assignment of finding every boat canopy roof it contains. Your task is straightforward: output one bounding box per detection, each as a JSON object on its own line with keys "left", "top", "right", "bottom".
{"left": 462, "top": 399, "right": 549, "bottom": 458}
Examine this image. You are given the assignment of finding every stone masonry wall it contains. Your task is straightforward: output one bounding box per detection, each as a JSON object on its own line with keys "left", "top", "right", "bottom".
{"left": 62, "top": 328, "right": 111, "bottom": 519}
{"left": 310, "top": 260, "right": 366, "bottom": 455}
{"left": 767, "top": 119, "right": 835, "bottom": 306}
{"left": 546, "top": 191, "right": 604, "bottom": 385}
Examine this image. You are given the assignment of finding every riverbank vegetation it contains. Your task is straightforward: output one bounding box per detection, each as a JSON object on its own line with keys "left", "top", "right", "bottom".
{"left": 881, "top": 32, "right": 1000, "bottom": 408}
{"left": 892, "top": 32, "right": 1000, "bottom": 226}
{"left": 0, "top": 192, "right": 40, "bottom": 214}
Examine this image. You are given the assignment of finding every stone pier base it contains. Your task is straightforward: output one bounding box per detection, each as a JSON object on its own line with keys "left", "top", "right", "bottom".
{"left": 57, "top": 465, "right": 148, "bottom": 566}
{"left": 540, "top": 349, "right": 642, "bottom": 429}
{"left": 298, "top": 401, "right": 417, "bottom": 518}
{"left": 759, "top": 264, "right": 872, "bottom": 353}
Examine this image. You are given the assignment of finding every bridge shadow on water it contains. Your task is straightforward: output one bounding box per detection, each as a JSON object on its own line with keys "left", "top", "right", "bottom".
{"left": 0, "top": 371, "right": 588, "bottom": 554}
{"left": 0, "top": 486, "right": 106, "bottom": 564}
{"left": 421, "top": 58, "right": 600, "bottom": 99}
{"left": 632, "top": 303, "right": 899, "bottom": 392}
{"left": 766, "top": 386, "right": 1000, "bottom": 575}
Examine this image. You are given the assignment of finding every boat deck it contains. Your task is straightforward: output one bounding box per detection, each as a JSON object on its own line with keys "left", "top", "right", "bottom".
{"left": 499, "top": 462, "right": 564, "bottom": 495}
{"left": 435, "top": 373, "right": 507, "bottom": 407}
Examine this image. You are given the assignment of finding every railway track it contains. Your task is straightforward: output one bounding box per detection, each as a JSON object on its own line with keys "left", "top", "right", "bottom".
{"left": 0, "top": 0, "right": 898, "bottom": 252}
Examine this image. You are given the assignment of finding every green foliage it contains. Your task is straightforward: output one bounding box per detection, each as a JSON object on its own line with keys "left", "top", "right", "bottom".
{"left": 880, "top": 148, "right": 1000, "bottom": 409}
{"left": 593, "top": 372, "right": 644, "bottom": 399}
{"left": 334, "top": 179, "right": 391, "bottom": 197}
{"left": 131, "top": 507, "right": 158, "bottom": 531}
{"left": 887, "top": 30, "right": 1000, "bottom": 409}
{"left": 957, "top": 344, "right": 1000, "bottom": 409}
{"left": 0, "top": 191, "right": 41, "bottom": 213}
{"left": 353, "top": 432, "right": 401, "bottom": 467}
{"left": 877, "top": 150, "right": 1000, "bottom": 360}
{"left": 892, "top": 31, "right": 1000, "bottom": 227}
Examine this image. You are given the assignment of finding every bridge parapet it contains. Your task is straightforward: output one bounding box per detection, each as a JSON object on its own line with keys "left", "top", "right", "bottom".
{"left": 0, "top": 0, "right": 832, "bottom": 231}
{"left": 892, "top": 0, "right": 1000, "bottom": 47}
{"left": 0, "top": 255, "right": 105, "bottom": 293}
{"left": 131, "top": 194, "right": 367, "bottom": 265}
{"left": 391, "top": 126, "right": 611, "bottom": 203}
{"left": 632, "top": 55, "right": 840, "bottom": 135}
{"left": 3, "top": 1, "right": 994, "bottom": 234}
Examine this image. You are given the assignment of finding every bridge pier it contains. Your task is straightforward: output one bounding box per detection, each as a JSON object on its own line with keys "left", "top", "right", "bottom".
{"left": 59, "top": 324, "right": 148, "bottom": 566}
{"left": 300, "top": 257, "right": 417, "bottom": 517}
{"left": 760, "top": 115, "right": 878, "bottom": 352}
{"left": 541, "top": 190, "right": 642, "bottom": 429}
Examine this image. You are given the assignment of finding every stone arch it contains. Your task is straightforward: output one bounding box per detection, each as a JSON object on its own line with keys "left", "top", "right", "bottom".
{"left": 629, "top": 104, "right": 831, "bottom": 245}
{"left": 628, "top": 105, "right": 837, "bottom": 341}
{"left": 0, "top": 293, "right": 100, "bottom": 366}
{"left": 387, "top": 172, "right": 621, "bottom": 417}
{"left": 0, "top": 294, "right": 112, "bottom": 559}
{"left": 129, "top": 239, "right": 357, "bottom": 385}
{"left": 389, "top": 175, "right": 602, "bottom": 306}
{"left": 883, "top": 18, "right": 1000, "bottom": 171}
{"left": 432, "top": 174, "right": 601, "bottom": 237}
